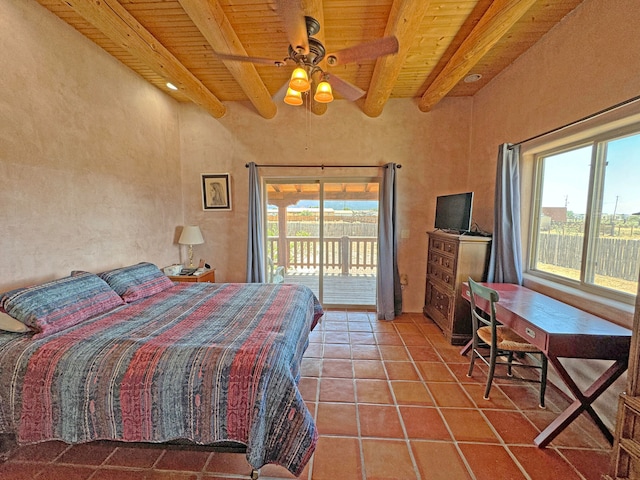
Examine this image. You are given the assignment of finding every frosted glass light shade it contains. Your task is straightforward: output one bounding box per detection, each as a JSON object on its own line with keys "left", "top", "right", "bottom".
{"left": 289, "top": 67, "right": 311, "bottom": 92}
{"left": 314, "top": 80, "right": 333, "bottom": 103}
{"left": 179, "top": 225, "right": 204, "bottom": 245}
{"left": 284, "top": 87, "right": 303, "bottom": 106}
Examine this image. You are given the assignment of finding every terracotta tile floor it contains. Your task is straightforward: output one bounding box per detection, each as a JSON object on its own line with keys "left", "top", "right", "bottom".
{"left": 0, "top": 311, "right": 613, "bottom": 480}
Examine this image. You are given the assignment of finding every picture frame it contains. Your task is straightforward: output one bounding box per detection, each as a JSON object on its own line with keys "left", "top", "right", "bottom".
{"left": 201, "top": 173, "right": 232, "bottom": 211}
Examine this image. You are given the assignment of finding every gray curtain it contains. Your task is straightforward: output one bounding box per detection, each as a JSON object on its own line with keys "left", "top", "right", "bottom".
{"left": 487, "top": 144, "right": 523, "bottom": 284}
{"left": 246, "top": 162, "right": 266, "bottom": 283}
{"left": 377, "top": 163, "right": 402, "bottom": 320}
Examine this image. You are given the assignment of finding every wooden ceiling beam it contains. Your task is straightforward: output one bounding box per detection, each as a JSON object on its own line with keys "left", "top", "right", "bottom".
{"left": 178, "top": 0, "right": 277, "bottom": 119}
{"left": 362, "top": 0, "right": 432, "bottom": 118}
{"left": 61, "top": 0, "right": 226, "bottom": 118}
{"left": 419, "top": 0, "right": 537, "bottom": 112}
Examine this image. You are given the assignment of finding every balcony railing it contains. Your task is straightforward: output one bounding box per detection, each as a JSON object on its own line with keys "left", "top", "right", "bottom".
{"left": 267, "top": 236, "right": 377, "bottom": 274}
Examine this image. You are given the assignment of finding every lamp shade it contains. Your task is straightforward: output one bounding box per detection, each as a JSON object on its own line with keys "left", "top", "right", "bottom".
{"left": 289, "top": 67, "right": 311, "bottom": 92}
{"left": 179, "top": 225, "right": 204, "bottom": 245}
{"left": 314, "top": 80, "right": 333, "bottom": 103}
{"left": 284, "top": 87, "right": 303, "bottom": 106}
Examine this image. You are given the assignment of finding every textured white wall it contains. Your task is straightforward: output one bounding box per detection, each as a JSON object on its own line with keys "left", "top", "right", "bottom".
{"left": 470, "top": 0, "right": 640, "bottom": 235}
{"left": 0, "top": 0, "right": 183, "bottom": 290}
{"left": 2, "top": 0, "right": 637, "bottom": 432}
{"left": 178, "top": 97, "right": 473, "bottom": 312}
{"left": 468, "top": 0, "right": 640, "bottom": 428}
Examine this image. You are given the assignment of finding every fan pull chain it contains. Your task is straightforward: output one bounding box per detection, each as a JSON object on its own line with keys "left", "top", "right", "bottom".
{"left": 305, "top": 91, "right": 311, "bottom": 152}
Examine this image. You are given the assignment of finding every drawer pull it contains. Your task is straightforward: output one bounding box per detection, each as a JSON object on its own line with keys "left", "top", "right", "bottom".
{"left": 525, "top": 327, "right": 536, "bottom": 339}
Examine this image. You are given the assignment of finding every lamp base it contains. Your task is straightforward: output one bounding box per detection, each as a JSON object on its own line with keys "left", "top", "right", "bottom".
{"left": 187, "top": 244, "right": 195, "bottom": 267}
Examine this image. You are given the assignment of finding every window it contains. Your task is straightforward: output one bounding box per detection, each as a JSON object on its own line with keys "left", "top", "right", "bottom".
{"left": 530, "top": 127, "right": 640, "bottom": 299}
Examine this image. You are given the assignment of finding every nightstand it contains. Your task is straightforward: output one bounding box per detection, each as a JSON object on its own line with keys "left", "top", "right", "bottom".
{"left": 167, "top": 269, "right": 215, "bottom": 283}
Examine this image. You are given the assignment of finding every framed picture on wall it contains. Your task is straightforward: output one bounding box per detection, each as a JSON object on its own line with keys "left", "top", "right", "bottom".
{"left": 201, "top": 173, "right": 231, "bottom": 211}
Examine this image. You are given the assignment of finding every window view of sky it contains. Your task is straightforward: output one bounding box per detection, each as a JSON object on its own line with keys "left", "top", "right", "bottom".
{"left": 541, "top": 132, "right": 640, "bottom": 216}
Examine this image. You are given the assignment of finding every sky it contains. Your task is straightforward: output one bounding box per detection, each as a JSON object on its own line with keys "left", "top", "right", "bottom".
{"left": 541, "top": 132, "right": 640, "bottom": 215}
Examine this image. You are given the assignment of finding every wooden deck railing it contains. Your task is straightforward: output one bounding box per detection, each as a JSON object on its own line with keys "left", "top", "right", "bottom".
{"left": 267, "top": 236, "right": 377, "bottom": 274}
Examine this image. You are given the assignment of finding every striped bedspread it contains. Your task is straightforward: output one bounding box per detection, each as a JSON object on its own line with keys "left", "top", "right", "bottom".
{"left": 0, "top": 282, "right": 323, "bottom": 475}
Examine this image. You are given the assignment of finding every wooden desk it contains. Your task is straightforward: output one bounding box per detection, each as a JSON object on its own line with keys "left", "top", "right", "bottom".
{"left": 461, "top": 282, "right": 631, "bottom": 447}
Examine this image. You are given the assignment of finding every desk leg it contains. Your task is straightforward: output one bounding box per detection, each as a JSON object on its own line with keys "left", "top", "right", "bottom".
{"left": 534, "top": 356, "right": 628, "bottom": 448}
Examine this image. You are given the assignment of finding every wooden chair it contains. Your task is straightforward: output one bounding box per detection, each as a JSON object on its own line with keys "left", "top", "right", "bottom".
{"left": 466, "top": 278, "right": 548, "bottom": 408}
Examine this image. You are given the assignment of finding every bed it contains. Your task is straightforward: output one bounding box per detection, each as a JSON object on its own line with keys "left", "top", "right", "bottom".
{"left": 0, "top": 263, "right": 323, "bottom": 477}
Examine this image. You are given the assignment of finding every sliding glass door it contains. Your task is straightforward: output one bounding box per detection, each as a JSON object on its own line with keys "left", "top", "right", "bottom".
{"left": 265, "top": 178, "right": 379, "bottom": 307}
{"left": 266, "top": 180, "right": 321, "bottom": 296}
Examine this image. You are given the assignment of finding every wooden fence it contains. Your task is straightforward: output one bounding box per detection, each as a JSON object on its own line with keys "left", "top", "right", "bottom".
{"left": 267, "top": 236, "right": 377, "bottom": 274}
{"left": 537, "top": 233, "right": 640, "bottom": 281}
{"left": 267, "top": 221, "right": 377, "bottom": 237}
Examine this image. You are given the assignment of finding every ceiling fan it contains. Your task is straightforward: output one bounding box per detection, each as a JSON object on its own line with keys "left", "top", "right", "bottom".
{"left": 213, "top": 1, "right": 399, "bottom": 105}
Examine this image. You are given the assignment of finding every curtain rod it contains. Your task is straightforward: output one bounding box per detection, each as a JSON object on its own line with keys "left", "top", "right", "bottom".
{"left": 510, "top": 93, "right": 640, "bottom": 148}
{"left": 245, "top": 163, "right": 401, "bottom": 169}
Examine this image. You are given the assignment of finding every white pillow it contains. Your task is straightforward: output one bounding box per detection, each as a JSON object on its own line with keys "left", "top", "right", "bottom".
{"left": 0, "top": 311, "right": 30, "bottom": 333}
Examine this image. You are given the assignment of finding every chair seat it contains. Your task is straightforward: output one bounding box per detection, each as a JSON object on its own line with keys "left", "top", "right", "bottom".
{"left": 477, "top": 325, "right": 541, "bottom": 353}
{"left": 466, "top": 278, "right": 547, "bottom": 407}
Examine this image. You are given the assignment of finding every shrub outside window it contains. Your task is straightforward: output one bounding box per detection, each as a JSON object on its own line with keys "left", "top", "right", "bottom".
{"left": 530, "top": 128, "right": 640, "bottom": 299}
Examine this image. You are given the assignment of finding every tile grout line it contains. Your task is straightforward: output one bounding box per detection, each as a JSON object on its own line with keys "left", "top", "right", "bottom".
{"left": 415, "top": 317, "right": 483, "bottom": 480}
{"left": 377, "top": 317, "right": 423, "bottom": 480}
{"left": 5, "top": 310, "right": 613, "bottom": 480}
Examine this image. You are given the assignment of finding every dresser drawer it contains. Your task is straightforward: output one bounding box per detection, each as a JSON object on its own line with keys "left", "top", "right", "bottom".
{"left": 424, "top": 231, "right": 490, "bottom": 345}
{"left": 429, "top": 236, "right": 458, "bottom": 256}
{"left": 427, "top": 263, "right": 456, "bottom": 289}
{"left": 424, "top": 281, "right": 453, "bottom": 323}
{"left": 428, "top": 251, "right": 456, "bottom": 273}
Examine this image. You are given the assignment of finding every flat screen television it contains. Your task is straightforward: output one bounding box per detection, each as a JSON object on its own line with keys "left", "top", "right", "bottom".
{"left": 434, "top": 192, "right": 474, "bottom": 233}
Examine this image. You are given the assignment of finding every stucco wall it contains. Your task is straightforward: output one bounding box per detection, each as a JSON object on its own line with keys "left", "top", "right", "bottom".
{"left": 0, "top": 0, "right": 183, "bottom": 291}
{"left": 2, "top": 0, "right": 637, "bottom": 435}
{"left": 2, "top": 0, "right": 474, "bottom": 313}
{"left": 468, "top": 0, "right": 640, "bottom": 428}
{"left": 178, "top": 97, "right": 473, "bottom": 312}
{"left": 470, "top": 0, "right": 640, "bottom": 234}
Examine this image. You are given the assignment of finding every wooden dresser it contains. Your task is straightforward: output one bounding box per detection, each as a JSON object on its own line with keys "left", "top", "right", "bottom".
{"left": 606, "top": 288, "right": 640, "bottom": 479}
{"left": 423, "top": 231, "right": 491, "bottom": 345}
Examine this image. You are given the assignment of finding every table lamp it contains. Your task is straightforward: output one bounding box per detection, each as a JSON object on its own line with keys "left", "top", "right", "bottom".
{"left": 178, "top": 225, "right": 204, "bottom": 267}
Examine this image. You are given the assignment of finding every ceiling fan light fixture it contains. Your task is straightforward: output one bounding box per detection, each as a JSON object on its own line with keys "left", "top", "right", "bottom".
{"left": 283, "top": 87, "right": 303, "bottom": 106}
{"left": 314, "top": 80, "right": 333, "bottom": 103}
{"left": 289, "top": 67, "right": 311, "bottom": 92}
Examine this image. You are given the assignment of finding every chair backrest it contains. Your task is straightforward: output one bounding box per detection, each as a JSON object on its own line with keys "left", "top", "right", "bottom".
{"left": 467, "top": 277, "right": 500, "bottom": 333}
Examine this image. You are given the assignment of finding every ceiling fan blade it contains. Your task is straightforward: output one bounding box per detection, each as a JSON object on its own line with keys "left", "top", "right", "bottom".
{"left": 327, "top": 74, "right": 366, "bottom": 102}
{"left": 214, "top": 52, "right": 287, "bottom": 66}
{"left": 326, "top": 36, "right": 399, "bottom": 66}
{"left": 274, "top": 0, "right": 309, "bottom": 55}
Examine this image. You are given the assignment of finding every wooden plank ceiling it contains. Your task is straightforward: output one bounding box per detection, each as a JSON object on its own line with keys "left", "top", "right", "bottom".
{"left": 37, "top": 0, "right": 583, "bottom": 119}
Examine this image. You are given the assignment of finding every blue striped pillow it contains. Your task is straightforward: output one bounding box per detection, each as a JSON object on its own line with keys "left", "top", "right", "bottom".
{"left": 0, "top": 272, "right": 124, "bottom": 338}
{"left": 98, "top": 262, "right": 174, "bottom": 303}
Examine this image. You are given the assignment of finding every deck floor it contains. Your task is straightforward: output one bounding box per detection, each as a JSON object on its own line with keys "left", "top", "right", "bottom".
{"left": 281, "top": 268, "right": 376, "bottom": 306}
